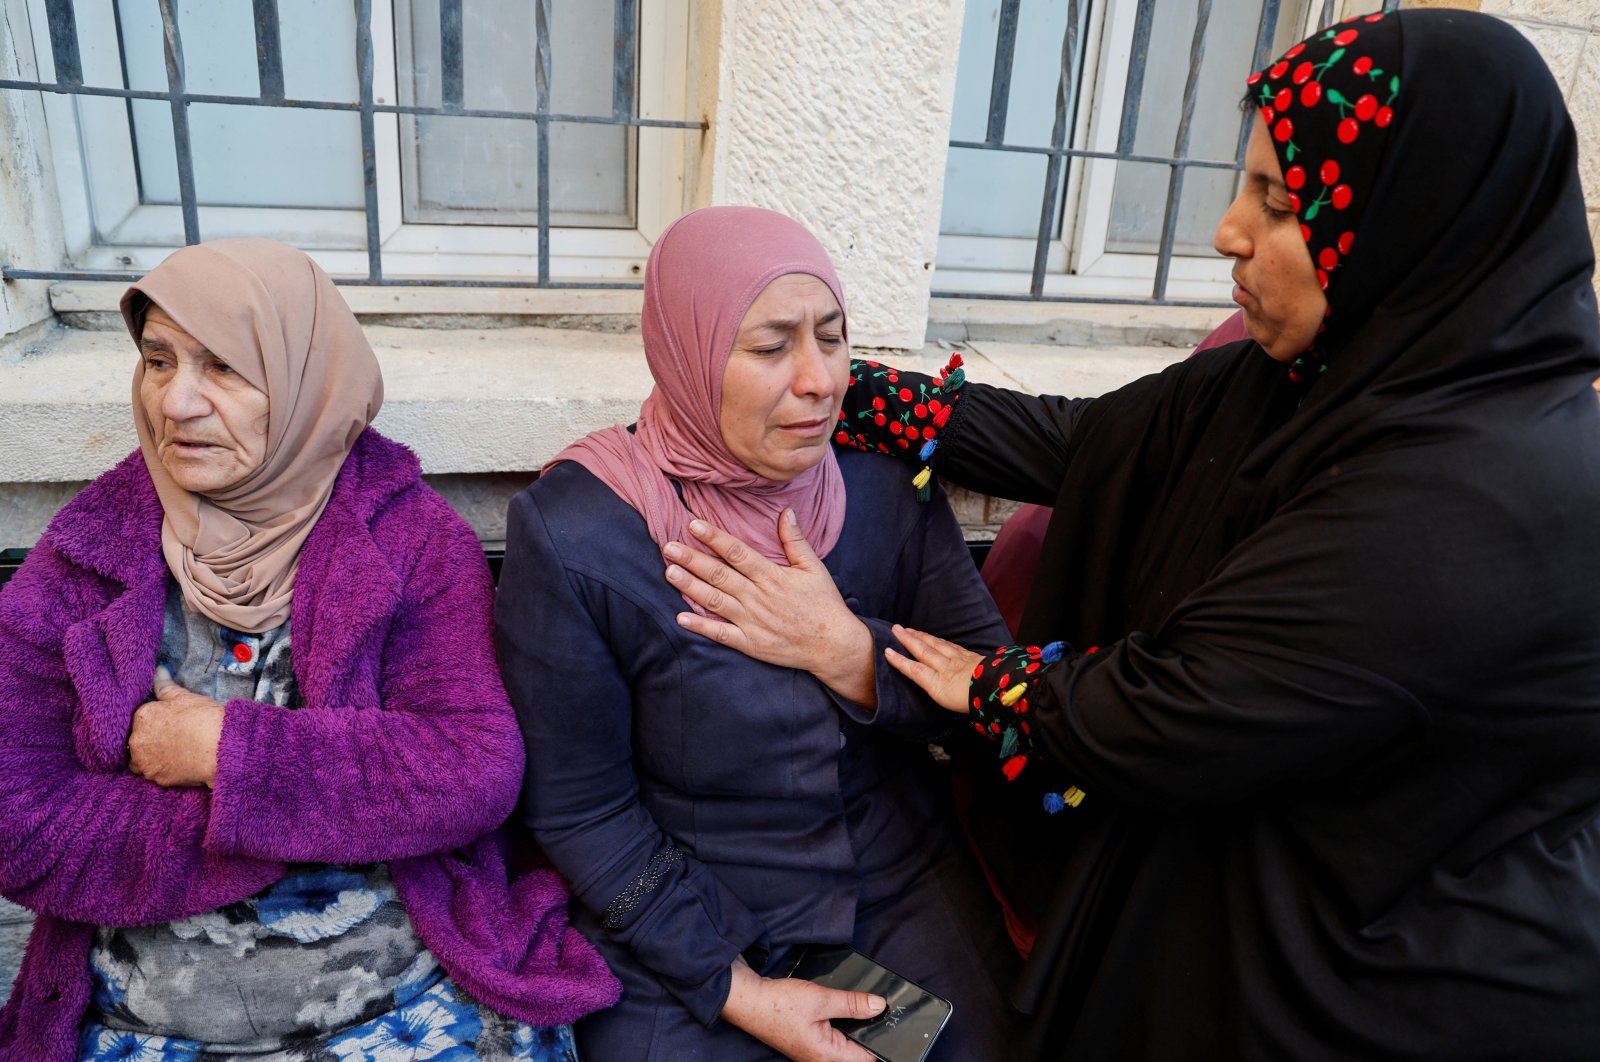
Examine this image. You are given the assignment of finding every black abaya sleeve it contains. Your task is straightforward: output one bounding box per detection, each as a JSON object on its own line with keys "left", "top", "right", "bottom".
{"left": 934, "top": 382, "right": 1096, "bottom": 506}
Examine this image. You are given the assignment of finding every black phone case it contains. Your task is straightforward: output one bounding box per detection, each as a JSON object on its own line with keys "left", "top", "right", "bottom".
{"left": 786, "top": 944, "right": 954, "bottom": 1062}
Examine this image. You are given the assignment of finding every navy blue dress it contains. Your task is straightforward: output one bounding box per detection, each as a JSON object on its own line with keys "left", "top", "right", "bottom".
{"left": 496, "top": 451, "right": 1016, "bottom": 1061}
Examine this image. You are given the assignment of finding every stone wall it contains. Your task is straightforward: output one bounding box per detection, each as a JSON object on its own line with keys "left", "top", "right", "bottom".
{"left": 700, "top": 0, "right": 964, "bottom": 350}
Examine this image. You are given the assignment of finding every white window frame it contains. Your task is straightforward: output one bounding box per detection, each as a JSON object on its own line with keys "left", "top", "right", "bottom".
{"left": 934, "top": 0, "right": 1339, "bottom": 301}
{"left": 19, "top": 0, "right": 693, "bottom": 281}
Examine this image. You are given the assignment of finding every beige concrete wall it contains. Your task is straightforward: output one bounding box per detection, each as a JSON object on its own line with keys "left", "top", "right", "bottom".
{"left": 699, "top": 0, "right": 965, "bottom": 350}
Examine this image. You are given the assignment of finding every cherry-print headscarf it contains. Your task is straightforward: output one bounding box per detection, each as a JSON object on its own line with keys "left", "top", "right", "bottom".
{"left": 1248, "top": 10, "right": 1402, "bottom": 386}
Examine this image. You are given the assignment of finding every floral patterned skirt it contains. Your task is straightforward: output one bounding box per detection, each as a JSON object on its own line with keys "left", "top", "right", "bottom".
{"left": 78, "top": 978, "right": 578, "bottom": 1062}
{"left": 79, "top": 865, "right": 577, "bottom": 1062}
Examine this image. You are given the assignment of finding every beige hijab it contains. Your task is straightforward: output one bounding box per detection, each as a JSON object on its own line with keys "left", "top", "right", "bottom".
{"left": 123, "top": 239, "right": 384, "bottom": 633}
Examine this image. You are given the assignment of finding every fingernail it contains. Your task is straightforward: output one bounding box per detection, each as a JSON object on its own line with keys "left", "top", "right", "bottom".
{"left": 663, "top": 542, "right": 683, "bottom": 560}
{"left": 784, "top": 507, "right": 797, "bottom": 526}
{"left": 676, "top": 612, "right": 693, "bottom": 627}
{"left": 665, "top": 564, "right": 683, "bottom": 581}
{"left": 868, "top": 995, "right": 887, "bottom": 1015}
{"left": 688, "top": 519, "right": 707, "bottom": 535}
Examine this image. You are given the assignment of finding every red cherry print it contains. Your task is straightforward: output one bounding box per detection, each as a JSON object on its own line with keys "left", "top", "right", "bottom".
{"left": 1316, "top": 269, "right": 1329, "bottom": 290}
{"left": 1274, "top": 117, "right": 1293, "bottom": 142}
{"left": 1337, "top": 118, "right": 1359, "bottom": 144}
{"left": 1364, "top": 12, "right": 1385, "bottom": 21}
{"left": 873, "top": 412, "right": 886, "bottom": 426}
{"left": 1375, "top": 106, "right": 1393, "bottom": 128}
{"left": 928, "top": 398, "right": 942, "bottom": 413}
{"left": 889, "top": 420, "right": 903, "bottom": 435}
{"left": 896, "top": 439, "right": 909, "bottom": 449}
{"left": 1300, "top": 82, "right": 1322, "bottom": 107}
{"left": 897, "top": 387, "right": 912, "bottom": 402}
{"left": 1320, "top": 159, "right": 1340, "bottom": 185}
{"left": 1337, "top": 231, "right": 1354, "bottom": 255}
{"left": 871, "top": 396, "right": 885, "bottom": 411}
{"left": 1352, "top": 56, "right": 1372, "bottom": 76}
{"left": 1274, "top": 88, "right": 1292, "bottom": 112}
{"left": 997, "top": 673, "right": 1010, "bottom": 689}
{"left": 886, "top": 372, "right": 898, "bottom": 382}
{"left": 1354, "top": 94, "right": 1378, "bottom": 122}
{"left": 973, "top": 663, "right": 984, "bottom": 678}
{"left": 233, "top": 643, "right": 252, "bottom": 662}
{"left": 913, "top": 402, "right": 928, "bottom": 418}
{"left": 1285, "top": 165, "right": 1306, "bottom": 190}
{"left": 1247, "top": 70, "right": 1263, "bottom": 85}
{"left": 834, "top": 431, "right": 849, "bottom": 445}
{"left": 1270, "top": 60, "right": 1289, "bottom": 79}
{"left": 1333, "top": 29, "right": 1358, "bottom": 46}
{"left": 1285, "top": 42, "right": 1306, "bottom": 59}
{"left": 1292, "top": 61, "right": 1314, "bottom": 85}
{"left": 1331, "top": 184, "right": 1352, "bottom": 210}
{"left": 1318, "top": 247, "right": 1338, "bottom": 270}
{"left": 1288, "top": 192, "right": 1301, "bottom": 213}
{"left": 1300, "top": 223, "right": 1312, "bottom": 242}
{"left": 1261, "top": 105, "right": 1276, "bottom": 125}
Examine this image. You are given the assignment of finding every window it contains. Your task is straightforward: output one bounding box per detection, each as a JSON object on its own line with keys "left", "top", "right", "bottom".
{"left": 935, "top": 0, "right": 1387, "bottom": 303}
{"left": 14, "top": 0, "right": 698, "bottom": 282}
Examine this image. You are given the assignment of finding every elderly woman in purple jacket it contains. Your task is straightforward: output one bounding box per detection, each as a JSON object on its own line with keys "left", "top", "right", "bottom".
{"left": 0, "top": 240, "right": 617, "bottom": 1062}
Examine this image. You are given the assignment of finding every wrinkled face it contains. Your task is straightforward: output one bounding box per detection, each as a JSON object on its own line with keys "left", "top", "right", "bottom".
{"left": 138, "top": 304, "right": 270, "bottom": 493}
{"left": 1214, "top": 114, "right": 1330, "bottom": 362}
{"left": 719, "top": 273, "right": 849, "bottom": 482}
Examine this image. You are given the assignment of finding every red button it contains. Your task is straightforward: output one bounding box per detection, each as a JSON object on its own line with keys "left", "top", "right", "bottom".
{"left": 232, "top": 643, "right": 253, "bottom": 662}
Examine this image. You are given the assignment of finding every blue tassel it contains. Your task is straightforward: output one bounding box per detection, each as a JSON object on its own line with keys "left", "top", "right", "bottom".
{"left": 1041, "top": 640, "right": 1066, "bottom": 665}
{"left": 1042, "top": 792, "right": 1067, "bottom": 814}
{"left": 918, "top": 439, "right": 937, "bottom": 461}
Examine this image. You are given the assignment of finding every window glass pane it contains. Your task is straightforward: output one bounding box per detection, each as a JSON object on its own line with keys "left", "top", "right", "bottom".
{"left": 1105, "top": 0, "right": 1311, "bottom": 255}
{"left": 398, "top": 0, "right": 632, "bottom": 227}
{"left": 117, "top": 0, "right": 363, "bottom": 208}
{"left": 940, "top": 0, "right": 1076, "bottom": 239}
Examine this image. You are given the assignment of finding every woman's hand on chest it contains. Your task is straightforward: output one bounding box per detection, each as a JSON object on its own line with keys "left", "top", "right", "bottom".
{"left": 663, "top": 510, "right": 876, "bottom": 707}
{"left": 128, "top": 667, "right": 225, "bottom": 788}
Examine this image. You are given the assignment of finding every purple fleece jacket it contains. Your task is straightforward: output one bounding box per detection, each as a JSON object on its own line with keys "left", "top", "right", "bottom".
{"left": 0, "top": 430, "right": 619, "bottom": 1061}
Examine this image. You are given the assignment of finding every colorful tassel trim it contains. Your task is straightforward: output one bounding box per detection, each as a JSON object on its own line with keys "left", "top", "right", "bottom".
{"left": 1042, "top": 786, "right": 1087, "bottom": 814}
{"left": 909, "top": 352, "right": 966, "bottom": 502}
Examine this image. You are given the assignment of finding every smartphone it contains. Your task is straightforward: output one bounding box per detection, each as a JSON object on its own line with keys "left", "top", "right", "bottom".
{"left": 786, "top": 944, "right": 953, "bottom": 1062}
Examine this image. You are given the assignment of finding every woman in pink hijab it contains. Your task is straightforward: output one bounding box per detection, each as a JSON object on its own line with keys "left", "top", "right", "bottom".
{"left": 498, "top": 207, "right": 1016, "bottom": 1060}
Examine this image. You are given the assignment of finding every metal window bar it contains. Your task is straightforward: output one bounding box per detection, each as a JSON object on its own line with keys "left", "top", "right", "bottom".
{"left": 0, "top": 0, "right": 705, "bottom": 288}
{"left": 934, "top": 0, "right": 1403, "bottom": 308}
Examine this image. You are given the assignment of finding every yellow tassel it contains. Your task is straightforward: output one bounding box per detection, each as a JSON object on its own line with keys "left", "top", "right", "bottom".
{"left": 1063, "top": 786, "right": 1086, "bottom": 808}
{"left": 1000, "top": 681, "right": 1028, "bottom": 707}
{"left": 912, "top": 466, "right": 932, "bottom": 491}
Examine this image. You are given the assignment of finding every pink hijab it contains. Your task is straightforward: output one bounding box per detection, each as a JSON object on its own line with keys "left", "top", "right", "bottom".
{"left": 549, "top": 207, "right": 848, "bottom": 600}
{"left": 124, "top": 239, "right": 384, "bottom": 633}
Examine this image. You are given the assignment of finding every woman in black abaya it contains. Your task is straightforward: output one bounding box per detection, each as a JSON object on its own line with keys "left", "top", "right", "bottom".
{"left": 831, "top": 9, "right": 1600, "bottom": 1059}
